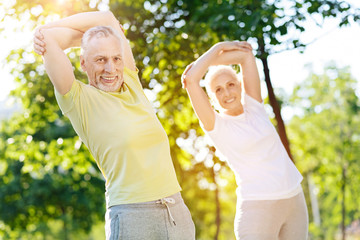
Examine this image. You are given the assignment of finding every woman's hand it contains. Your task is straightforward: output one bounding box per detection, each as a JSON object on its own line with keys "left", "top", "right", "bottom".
{"left": 181, "top": 62, "right": 194, "bottom": 89}
{"left": 181, "top": 41, "right": 254, "bottom": 89}
{"left": 212, "top": 41, "right": 254, "bottom": 65}
{"left": 212, "top": 41, "right": 252, "bottom": 55}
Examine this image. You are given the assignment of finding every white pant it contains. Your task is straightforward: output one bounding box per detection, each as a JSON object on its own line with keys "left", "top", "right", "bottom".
{"left": 234, "top": 191, "right": 308, "bottom": 240}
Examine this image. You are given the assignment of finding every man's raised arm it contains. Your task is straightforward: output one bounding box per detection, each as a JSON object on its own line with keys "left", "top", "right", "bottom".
{"left": 36, "top": 11, "right": 135, "bottom": 71}
{"left": 34, "top": 27, "right": 82, "bottom": 95}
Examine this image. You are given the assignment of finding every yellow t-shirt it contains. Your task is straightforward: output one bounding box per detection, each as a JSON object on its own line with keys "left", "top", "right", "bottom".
{"left": 55, "top": 67, "right": 181, "bottom": 207}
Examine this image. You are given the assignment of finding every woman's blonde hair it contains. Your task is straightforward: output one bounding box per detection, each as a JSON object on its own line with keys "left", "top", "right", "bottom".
{"left": 205, "top": 65, "right": 241, "bottom": 92}
{"left": 204, "top": 65, "right": 242, "bottom": 110}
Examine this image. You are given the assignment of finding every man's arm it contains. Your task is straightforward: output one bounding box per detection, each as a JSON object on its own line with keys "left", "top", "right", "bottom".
{"left": 37, "top": 11, "right": 136, "bottom": 71}
{"left": 40, "top": 27, "right": 83, "bottom": 95}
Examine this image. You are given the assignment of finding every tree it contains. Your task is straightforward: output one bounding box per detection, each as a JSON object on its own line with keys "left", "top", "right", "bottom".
{"left": 0, "top": 42, "right": 106, "bottom": 239}
{"left": 288, "top": 64, "right": 360, "bottom": 239}
{"left": 2, "top": 1, "right": 235, "bottom": 238}
{"left": 109, "top": 1, "right": 359, "bottom": 238}
{"left": 2, "top": 0, "right": 360, "bottom": 239}
{"left": 165, "top": 0, "right": 359, "bottom": 160}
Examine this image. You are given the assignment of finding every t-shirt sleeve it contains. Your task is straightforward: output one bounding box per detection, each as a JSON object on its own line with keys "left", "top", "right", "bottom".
{"left": 243, "top": 94, "right": 268, "bottom": 117}
{"left": 54, "top": 80, "right": 89, "bottom": 145}
{"left": 124, "top": 67, "right": 142, "bottom": 88}
{"left": 54, "top": 80, "right": 81, "bottom": 115}
{"left": 202, "top": 112, "right": 225, "bottom": 142}
{"left": 201, "top": 112, "right": 229, "bottom": 162}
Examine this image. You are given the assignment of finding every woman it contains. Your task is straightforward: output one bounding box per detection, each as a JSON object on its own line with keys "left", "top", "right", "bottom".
{"left": 182, "top": 41, "right": 308, "bottom": 239}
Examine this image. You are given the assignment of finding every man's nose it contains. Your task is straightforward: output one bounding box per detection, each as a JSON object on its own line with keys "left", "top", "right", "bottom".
{"left": 104, "top": 60, "right": 115, "bottom": 73}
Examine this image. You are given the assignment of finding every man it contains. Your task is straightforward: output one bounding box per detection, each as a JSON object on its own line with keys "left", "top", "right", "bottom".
{"left": 34, "top": 11, "right": 195, "bottom": 239}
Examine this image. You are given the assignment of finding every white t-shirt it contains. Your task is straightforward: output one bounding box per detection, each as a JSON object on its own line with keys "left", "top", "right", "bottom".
{"left": 205, "top": 94, "right": 303, "bottom": 201}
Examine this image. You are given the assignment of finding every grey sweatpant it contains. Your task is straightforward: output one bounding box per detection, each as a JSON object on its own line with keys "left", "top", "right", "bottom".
{"left": 234, "top": 191, "right": 309, "bottom": 240}
{"left": 105, "top": 192, "right": 195, "bottom": 240}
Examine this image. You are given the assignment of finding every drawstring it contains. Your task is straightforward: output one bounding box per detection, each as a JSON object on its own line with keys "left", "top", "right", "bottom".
{"left": 156, "top": 197, "right": 176, "bottom": 226}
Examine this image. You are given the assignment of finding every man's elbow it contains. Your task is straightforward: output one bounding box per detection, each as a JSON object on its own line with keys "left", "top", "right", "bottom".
{"left": 42, "top": 28, "right": 78, "bottom": 50}
{"left": 41, "top": 28, "right": 57, "bottom": 45}
{"left": 103, "top": 10, "right": 115, "bottom": 18}
{"left": 102, "top": 10, "right": 118, "bottom": 26}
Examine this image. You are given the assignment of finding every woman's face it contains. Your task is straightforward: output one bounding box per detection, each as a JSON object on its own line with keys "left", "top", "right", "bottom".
{"left": 209, "top": 72, "right": 243, "bottom": 115}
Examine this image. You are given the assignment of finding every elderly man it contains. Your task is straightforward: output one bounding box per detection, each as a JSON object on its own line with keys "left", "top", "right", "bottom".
{"left": 34, "top": 11, "right": 195, "bottom": 240}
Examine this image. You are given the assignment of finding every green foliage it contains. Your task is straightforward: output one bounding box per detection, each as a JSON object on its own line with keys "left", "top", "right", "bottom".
{"left": 2, "top": 0, "right": 360, "bottom": 239}
{"left": 110, "top": 1, "right": 359, "bottom": 238}
{"left": 288, "top": 65, "right": 360, "bottom": 239}
{"left": 1, "top": 1, "right": 106, "bottom": 237}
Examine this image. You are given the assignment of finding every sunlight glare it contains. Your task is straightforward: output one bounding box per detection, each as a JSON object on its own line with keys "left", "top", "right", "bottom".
{"left": 57, "top": 0, "right": 68, "bottom": 5}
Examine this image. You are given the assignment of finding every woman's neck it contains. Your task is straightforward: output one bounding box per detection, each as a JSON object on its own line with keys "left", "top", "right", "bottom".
{"left": 224, "top": 104, "right": 244, "bottom": 116}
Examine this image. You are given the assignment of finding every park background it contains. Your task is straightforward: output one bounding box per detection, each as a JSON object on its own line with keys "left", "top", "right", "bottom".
{"left": 1, "top": 0, "right": 360, "bottom": 239}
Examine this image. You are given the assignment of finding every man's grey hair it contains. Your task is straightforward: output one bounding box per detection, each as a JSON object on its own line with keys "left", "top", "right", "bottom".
{"left": 81, "top": 25, "right": 122, "bottom": 54}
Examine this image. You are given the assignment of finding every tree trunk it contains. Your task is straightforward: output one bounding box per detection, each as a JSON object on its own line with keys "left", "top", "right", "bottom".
{"left": 210, "top": 148, "right": 221, "bottom": 240}
{"left": 308, "top": 173, "right": 321, "bottom": 226}
{"left": 61, "top": 207, "right": 68, "bottom": 240}
{"left": 257, "top": 39, "right": 293, "bottom": 162}
{"left": 213, "top": 179, "right": 221, "bottom": 240}
{"left": 341, "top": 166, "right": 346, "bottom": 240}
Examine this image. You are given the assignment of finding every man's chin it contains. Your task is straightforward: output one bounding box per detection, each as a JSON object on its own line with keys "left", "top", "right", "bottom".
{"left": 99, "top": 82, "right": 123, "bottom": 92}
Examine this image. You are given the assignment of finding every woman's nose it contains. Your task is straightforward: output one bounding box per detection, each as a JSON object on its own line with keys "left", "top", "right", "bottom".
{"left": 224, "top": 88, "right": 230, "bottom": 97}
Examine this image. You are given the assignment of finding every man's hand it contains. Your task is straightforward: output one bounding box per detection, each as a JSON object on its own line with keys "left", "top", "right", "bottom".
{"left": 33, "top": 27, "right": 46, "bottom": 55}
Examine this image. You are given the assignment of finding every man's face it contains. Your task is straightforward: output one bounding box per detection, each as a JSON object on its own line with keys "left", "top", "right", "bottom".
{"left": 81, "top": 34, "right": 124, "bottom": 92}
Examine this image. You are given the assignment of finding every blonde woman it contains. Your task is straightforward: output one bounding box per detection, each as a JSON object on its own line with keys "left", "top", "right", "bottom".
{"left": 182, "top": 41, "right": 308, "bottom": 239}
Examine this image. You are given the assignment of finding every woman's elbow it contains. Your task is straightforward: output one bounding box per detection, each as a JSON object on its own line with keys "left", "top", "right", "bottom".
{"left": 182, "top": 74, "right": 194, "bottom": 87}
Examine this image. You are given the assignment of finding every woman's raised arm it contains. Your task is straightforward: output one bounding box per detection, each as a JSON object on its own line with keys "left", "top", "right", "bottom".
{"left": 182, "top": 41, "right": 245, "bottom": 130}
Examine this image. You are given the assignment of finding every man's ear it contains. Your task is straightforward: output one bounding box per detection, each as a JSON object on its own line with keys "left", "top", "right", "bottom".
{"left": 80, "top": 55, "right": 86, "bottom": 72}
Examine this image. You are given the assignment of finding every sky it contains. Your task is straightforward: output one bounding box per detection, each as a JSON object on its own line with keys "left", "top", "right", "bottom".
{"left": 0, "top": 9, "right": 35, "bottom": 101}
{"left": 1, "top": 1, "right": 360, "bottom": 107}
{"left": 266, "top": 17, "right": 360, "bottom": 94}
